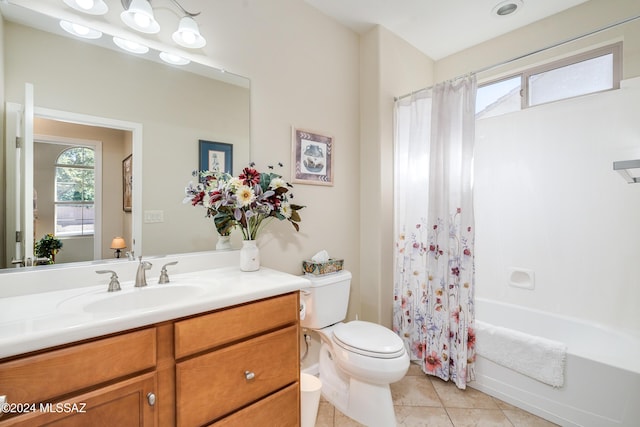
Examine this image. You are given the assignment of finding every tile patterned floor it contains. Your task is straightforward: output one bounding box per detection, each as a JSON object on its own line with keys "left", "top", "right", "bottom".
{"left": 314, "top": 363, "right": 559, "bottom": 427}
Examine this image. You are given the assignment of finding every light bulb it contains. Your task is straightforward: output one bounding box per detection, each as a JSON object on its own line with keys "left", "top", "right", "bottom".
{"left": 60, "top": 20, "right": 102, "bottom": 39}
{"left": 76, "top": 0, "right": 94, "bottom": 10}
{"left": 133, "top": 12, "right": 151, "bottom": 29}
{"left": 72, "top": 23, "right": 90, "bottom": 36}
{"left": 180, "top": 31, "right": 196, "bottom": 45}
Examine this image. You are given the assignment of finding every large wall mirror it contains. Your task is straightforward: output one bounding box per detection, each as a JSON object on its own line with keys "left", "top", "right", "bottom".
{"left": 1, "top": 1, "right": 251, "bottom": 270}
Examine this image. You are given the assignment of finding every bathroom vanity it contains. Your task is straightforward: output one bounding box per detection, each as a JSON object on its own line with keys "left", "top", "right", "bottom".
{"left": 0, "top": 252, "right": 307, "bottom": 426}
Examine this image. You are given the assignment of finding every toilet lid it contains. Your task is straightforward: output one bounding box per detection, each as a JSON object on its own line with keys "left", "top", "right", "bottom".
{"left": 332, "top": 321, "right": 406, "bottom": 359}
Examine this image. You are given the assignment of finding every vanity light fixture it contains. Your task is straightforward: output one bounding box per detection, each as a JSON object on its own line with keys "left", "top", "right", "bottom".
{"left": 113, "top": 36, "right": 150, "bottom": 54}
{"left": 63, "top": 0, "right": 108, "bottom": 15}
{"left": 120, "top": 0, "right": 206, "bottom": 48}
{"left": 172, "top": 16, "right": 206, "bottom": 48}
{"left": 159, "top": 51, "right": 190, "bottom": 65}
{"left": 59, "top": 20, "right": 102, "bottom": 39}
{"left": 492, "top": 0, "right": 523, "bottom": 17}
{"left": 120, "top": 0, "right": 160, "bottom": 34}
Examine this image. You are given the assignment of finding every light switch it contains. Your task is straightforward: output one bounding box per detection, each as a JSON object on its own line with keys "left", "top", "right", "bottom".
{"left": 144, "top": 210, "right": 164, "bottom": 223}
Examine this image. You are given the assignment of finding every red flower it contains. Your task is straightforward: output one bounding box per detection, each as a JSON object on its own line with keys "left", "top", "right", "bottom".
{"left": 463, "top": 248, "right": 471, "bottom": 256}
{"left": 467, "top": 327, "right": 476, "bottom": 349}
{"left": 412, "top": 342, "right": 426, "bottom": 359}
{"left": 425, "top": 351, "right": 442, "bottom": 372}
{"left": 239, "top": 167, "right": 260, "bottom": 185}
{"left": 191, "top": 192, "right": 204, "bottom": 205}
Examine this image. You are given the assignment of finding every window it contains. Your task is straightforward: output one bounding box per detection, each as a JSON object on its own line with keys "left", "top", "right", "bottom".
{"left": 476, "top": 42, "right": 621, "bottom": 118}
{"left": 55, "top": 146, "right": 95, "bottom": 236}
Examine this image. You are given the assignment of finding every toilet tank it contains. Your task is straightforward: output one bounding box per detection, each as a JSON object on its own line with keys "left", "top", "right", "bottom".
{"left": 300, "top": 270, "right": 352, "bottom": 329}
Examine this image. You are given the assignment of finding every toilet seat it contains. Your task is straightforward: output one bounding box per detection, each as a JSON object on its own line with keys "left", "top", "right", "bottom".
{"left": 332, "top": 321, "right": 406, "bottom": 359}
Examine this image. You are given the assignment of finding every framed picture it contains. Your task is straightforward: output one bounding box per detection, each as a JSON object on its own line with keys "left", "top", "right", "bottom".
{"left": 292, "top": 128, "right": 334, "bottom": 186}
{"left": 122, "top": 154, "right": 132, "bottom": 212}
{"left": 199, "top": 140, "right": 233, "bottom": 174}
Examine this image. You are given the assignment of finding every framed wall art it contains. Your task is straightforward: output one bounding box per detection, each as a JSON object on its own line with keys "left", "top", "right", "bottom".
{"left": 291, "top": 128, "right": 334, "bottom": 186}
{"left": 199, "top": 140, "right": 233, "bottom": 174}
{"left": 122, "top": 154, "right": 132, "bottom": 212}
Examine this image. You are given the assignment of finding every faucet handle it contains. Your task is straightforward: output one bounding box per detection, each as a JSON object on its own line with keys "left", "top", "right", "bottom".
{"left": 96, "top": 270, "right": 121, "bottom": 292}
{"left": 158, "top": 261, "right": 178, "bottom": 284}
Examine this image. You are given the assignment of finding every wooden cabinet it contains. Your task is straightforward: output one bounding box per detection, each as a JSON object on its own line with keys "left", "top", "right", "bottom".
{"left": 0, "top": 292, "right": 300, "bottom": 427}
{"left": 175, "top": 292, "right": 300, "bottom": 427}
{"left": 0, "top": 329, "right": 158, "bottom": 426}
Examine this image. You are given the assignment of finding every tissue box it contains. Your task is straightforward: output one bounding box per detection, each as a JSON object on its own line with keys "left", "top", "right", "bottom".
{"left": 302, "top": 258, "right": 344, "bottom": 275}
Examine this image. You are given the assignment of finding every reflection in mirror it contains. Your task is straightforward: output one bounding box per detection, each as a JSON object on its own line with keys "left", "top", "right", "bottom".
{"left": 1, "top": 2, "right": 251, "bottom": 269}
{"left": 34, "top": 118, "right": 133, "bottom": 264}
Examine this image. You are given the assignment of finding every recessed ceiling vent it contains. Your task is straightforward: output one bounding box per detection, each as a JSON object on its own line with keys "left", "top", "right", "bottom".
{"left": 492, "top": 0, "right": 523, "bottom": 17}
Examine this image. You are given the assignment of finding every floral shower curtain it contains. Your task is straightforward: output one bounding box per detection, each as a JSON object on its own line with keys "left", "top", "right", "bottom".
{"left": 393, "top": 75, "right": 477, "bottom": 389}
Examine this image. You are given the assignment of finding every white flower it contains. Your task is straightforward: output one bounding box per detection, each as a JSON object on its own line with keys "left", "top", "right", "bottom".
{"left": 228, "top": 177, "right": 243, "bottom": 189}
{"left": 236, "top": 185, "right": 255, "bottom": 207}
{"left": 269, "top": 177, "right": 286, "bottom": 189}
{"left": 280, "top": 201, "right": 292, "bottom": 219}
{"left": 203, "top": 193, "right": 213, "bottom": 208}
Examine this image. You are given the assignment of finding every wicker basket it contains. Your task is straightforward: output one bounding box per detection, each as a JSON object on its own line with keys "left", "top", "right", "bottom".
{"left": 302, "top": 258, "right": 344, "bottom": 275}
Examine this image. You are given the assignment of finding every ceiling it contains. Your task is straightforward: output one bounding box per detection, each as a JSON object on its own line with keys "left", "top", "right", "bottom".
{"left": 304, "top": 0, "right": 590, "bottom": 60}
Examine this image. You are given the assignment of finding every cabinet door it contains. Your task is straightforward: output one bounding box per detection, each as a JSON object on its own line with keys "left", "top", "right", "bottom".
{"left": 0, "top": 373, "right": 157, "bottom": 427}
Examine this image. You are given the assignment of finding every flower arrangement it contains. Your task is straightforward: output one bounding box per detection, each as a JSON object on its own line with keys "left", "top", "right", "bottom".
{"left": 34, "top": 233, "right": 63, "bottom": 264}
{"left": 184, "top": 163, "right": 304, "bottom": 241}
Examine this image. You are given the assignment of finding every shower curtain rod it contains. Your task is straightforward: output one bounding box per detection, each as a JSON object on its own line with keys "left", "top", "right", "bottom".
{"left": 395, "top": 13, "right": 640, "bottom": 101}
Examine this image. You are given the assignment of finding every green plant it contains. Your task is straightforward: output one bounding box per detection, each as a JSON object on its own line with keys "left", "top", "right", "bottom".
{"left": 34, "top": 233, "right": 63, "bottom": 264}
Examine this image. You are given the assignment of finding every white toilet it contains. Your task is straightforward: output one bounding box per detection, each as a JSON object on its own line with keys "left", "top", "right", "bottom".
{"left": 300, "top": 270, "right": 409, "bottom": 427}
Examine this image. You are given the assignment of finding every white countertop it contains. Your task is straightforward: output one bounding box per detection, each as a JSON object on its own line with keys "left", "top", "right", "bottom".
{"left": 0, "top": 265, "right": 310, "bottom": 359}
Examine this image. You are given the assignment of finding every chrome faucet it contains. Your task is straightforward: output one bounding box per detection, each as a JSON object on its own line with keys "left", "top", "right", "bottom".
{"left": 135, "top": 257, "right": 153, "bottom": 287}
{"left": 158, "top": 261, "right": 178, "bottom": 284}
{"left": 96, "top": 270, "right": 121, "bottom": 292}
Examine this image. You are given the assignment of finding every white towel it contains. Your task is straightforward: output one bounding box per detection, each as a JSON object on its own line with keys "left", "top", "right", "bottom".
{"left": 475, "top": 320, "right": 567, "bottom": 387}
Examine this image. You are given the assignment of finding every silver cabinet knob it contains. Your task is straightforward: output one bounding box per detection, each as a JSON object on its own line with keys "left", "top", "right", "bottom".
{"left": 244, "top": 370, "right": 255, "bottom": 381}
{"left": 147, "top": 392, "right": 156, "bottom": 406}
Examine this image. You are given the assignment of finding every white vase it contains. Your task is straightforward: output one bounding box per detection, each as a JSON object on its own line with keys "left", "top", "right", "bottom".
{"left": 216, "top": 235, "right": 232, "bottom": 251}
{"left": 240, "top": 240, "right": 260, "bottom": 271}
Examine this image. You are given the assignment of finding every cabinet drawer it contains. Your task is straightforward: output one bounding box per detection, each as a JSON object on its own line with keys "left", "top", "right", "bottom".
{"left": 176, "top": 325, "right": 298, "bottom": 427}
{"left": 210, "top": 383, "right": 299, "bottom": 427}
{"left": 174, "top": 292, "right": 298, "bottom": 358}
{"left": 0, "top": 328, "right": 156, "bottom": 405}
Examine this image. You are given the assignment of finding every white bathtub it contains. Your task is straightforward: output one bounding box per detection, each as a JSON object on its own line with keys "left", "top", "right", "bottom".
{"left": 470, "top": 297, "right": 640, "bottom": 427}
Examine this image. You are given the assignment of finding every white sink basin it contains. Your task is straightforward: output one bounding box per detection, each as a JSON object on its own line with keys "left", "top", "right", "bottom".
{"left": 58, "top": 285, "right": 207, "bottom": 313}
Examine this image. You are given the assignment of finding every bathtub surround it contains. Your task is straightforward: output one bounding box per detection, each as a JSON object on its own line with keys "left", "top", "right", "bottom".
{"left": 393, "top": 75, "right": 477, "bottom": 389}
{"left": 475, "top": 320, "right": 567, "bottom": 387}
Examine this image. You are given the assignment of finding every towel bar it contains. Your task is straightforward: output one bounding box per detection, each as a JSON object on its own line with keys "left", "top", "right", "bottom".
{"left": 613, "top": 159, "right": 640, "bottom": 183}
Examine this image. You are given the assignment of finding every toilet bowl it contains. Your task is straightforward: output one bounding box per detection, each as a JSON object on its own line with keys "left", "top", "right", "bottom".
{"left": 320, "top": 321, "right": 409, "bottom": 384}
{"left": 300, "top": 271, "right": 409, "bottom": 426}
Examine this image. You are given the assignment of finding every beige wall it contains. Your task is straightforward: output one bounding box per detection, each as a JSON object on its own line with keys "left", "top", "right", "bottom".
{"left": 359, "top": 26, "right": 434, "bottom": 325}
{"left": 194, "top": 1, "right": 363, "bottom": 308}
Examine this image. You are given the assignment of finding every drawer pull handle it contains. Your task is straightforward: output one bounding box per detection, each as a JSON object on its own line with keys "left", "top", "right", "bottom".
{"left": 244, "top": 370, "right": 256, "bottom": 381}
{"left": 147, "top": 392, "right": 156, "bottom": 406}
